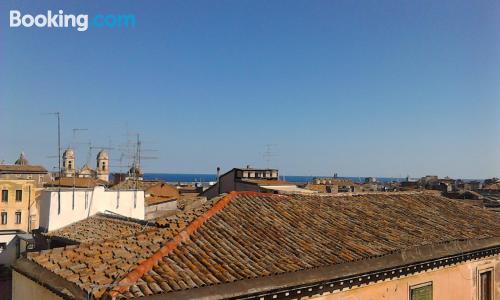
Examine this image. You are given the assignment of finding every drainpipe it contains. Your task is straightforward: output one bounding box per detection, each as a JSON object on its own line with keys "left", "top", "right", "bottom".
{"left": 27, "top": 185, "right": 31, "bottom": 232}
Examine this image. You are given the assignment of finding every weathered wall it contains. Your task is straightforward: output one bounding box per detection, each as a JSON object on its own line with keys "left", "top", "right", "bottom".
{"left": 145, "top": 200, "right": 177, "bottom": 219}
{"left": 312, "top": 255, "right": 499, "bottom": 300}
{"left": 12, "top": 271, "right": 62, "bottom": 300}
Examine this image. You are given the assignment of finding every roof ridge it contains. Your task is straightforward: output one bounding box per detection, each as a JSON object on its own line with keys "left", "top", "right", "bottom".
{"left": 107, "top": 191, "right": 269, "bottom": 298}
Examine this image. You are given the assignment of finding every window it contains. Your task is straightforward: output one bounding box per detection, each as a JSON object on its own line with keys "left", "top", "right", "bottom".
{"left": 410, "top": 282, "right": 432, "bottom": 300}
{"left": 0, "top": 242, "right": 6, "bottom": 253}
{"left": 1, "top": 212, "right": 7, "bottom": 224}
{"left": 15, "top": 190, "right": 22, "bottom": 201}
{"left": 15, "top": 211, "right": 21, "bottom": 224}
{"left": 68, "top": 161, "right": 73, "bottom": 170}
{"left": 1, "top": 190, "right": 7, "bottom": 202}
{"left": 479, "top": 269, "right": 493, "bottom": 300}
{"left": 102, "top": 162, "right": 106, "bottom": 171}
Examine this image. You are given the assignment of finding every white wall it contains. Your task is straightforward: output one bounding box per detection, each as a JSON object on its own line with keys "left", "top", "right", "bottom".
{"left": 38, "top": 187, "right": 144, "bottom": 231}
{"left": 0, "top": 233, "right": 17, "bottom": 266}
{"left": 13, "top": 271, "right": 62, "bottom": 300}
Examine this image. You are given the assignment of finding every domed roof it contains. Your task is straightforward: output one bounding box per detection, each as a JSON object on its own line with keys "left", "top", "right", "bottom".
{"left": 97, "top": 150, "right": 109, "bottom": 160}
{"left": 14, "top": 152, "right": 29, "bottom": 165}
{"left": 63, "top": 148, "right": 75, "bottom": 159}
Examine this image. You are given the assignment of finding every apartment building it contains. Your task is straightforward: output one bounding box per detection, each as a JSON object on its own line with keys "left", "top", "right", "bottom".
{"left": 0, "top": 179, "right": 36, "bottom": 266}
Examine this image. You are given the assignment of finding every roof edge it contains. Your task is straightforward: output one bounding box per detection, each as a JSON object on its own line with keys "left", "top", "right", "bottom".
{"left": 108, "top": 191, "right": 270, "bottom": 298}
{"left": 12, "top": 257, "right": 88, "bottom": 300}
{"left": 142, "top": 237, "right": 500, "bottom": 300}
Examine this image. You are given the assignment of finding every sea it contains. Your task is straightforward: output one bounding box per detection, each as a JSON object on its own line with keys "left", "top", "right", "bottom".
{"left": 144, "top": 173, "right": 404, "bottom": 184}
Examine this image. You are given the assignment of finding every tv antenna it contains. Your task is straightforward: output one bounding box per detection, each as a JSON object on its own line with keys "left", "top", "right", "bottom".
{"left": 72, "top": 128, "right": 88, "bottom": 139}
{"left": 116, "top": 132, "right": 158, "bottom": 183}
{"left": 262, "top": 144, "right": 277, "bottom": 168}
{"left": 42, "top": 112, "right": 62, "bottom": 214}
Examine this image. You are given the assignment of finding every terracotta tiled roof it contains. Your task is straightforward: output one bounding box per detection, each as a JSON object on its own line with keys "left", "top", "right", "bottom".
{"left": 44, "top": 177, "right": 108, "bottom": 188}
{"left": 110, "top": 180, "right": 161, "bottom": 191}
{"left": 145, "top": 183, "right": 180, "bottom": 206}
{"left": 111, "top": 180, "right": 180, "bottom": 206}
{"left": 26, "top": 197, "right": 223, "bottom": 298}
{"left": 23, "top": 192, "right": 500, "bottom": 299}
{"left": 0, "top": 164, "right": 48, "bottom": 174}
{"left": 43, "top": 214, "right": 152, "bottom": 244}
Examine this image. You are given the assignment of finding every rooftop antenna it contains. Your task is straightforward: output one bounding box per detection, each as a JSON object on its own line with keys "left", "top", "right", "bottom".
{"left": 262, "top": 144, "right": 277, "bottom": 169}
{"left": 72, "top": 128, "right": 88, "bottom": 140}
{"left": 71, "top": 128, "right": 88, "bottom": 164}
{"left": 78, "top": 140, "right": 114, "bottom": 166}
{"left": 43, "top": 112, "right": 62, "bottom": 214}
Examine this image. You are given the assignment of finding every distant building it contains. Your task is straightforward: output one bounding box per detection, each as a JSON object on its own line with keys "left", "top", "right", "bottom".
{"left": 419, "top": 175, "right": 439, "bottom": 184}
{"left": 61, "top": 148, "right": 110, "bottom": 182}
{"left": 0, "top": 152, "right": 50, "bottom": 186}
{"left": 454, "top": 180, "right": 483, "bottom": 192}
{"left": 365, "top": 177, "right": 377, "bottom": 183}
{"left": 306, "top": 177, "right": 361, "bottom": 193}
{"left": 37, "top": 186, "right": 144, "bottom": 231}
{"left": 201, "top": 167, "right": 312, "bottom": 199}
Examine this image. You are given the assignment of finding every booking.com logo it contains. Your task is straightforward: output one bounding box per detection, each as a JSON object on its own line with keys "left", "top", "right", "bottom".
{"left": 9, "top": 10, "right": 136, "bottom": 32}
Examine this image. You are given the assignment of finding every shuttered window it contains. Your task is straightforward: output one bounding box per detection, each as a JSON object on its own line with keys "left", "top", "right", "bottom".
{"left": 410, "top": 282, "right": 432, "bottom": 300}
{"left": 480, "top": 270, "right": 492, "bottom": 300}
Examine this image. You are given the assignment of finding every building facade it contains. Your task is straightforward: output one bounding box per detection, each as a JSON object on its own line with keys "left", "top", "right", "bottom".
{"left": 0, "top": 179, "right": 36, "bottom": 266}
{"left": 201, "top": 167, "right": 284, "bottom": 199}
{"left": 313, "top": 256, "right": 498, "bottom": 300}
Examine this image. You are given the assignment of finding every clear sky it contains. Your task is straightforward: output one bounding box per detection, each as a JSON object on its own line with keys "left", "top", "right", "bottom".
{"left": 1, "top": 0, "right": 499, "bottom": 178}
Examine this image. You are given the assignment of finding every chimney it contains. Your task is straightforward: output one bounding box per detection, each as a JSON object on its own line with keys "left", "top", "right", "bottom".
{"left": 217, "top": 167, "right": 221, "bottom": 195}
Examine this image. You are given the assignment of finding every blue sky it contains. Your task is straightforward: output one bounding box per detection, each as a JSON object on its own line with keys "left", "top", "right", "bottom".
{"left": 0, "top": 0, "right": 499, "bottom": 178}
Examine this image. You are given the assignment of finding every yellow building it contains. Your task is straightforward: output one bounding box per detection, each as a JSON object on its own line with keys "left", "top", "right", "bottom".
{"left": 0, "top": 179, "right": 36, "bottom": 266}
{"left": 0, "top": 179, "right": 36, "bottom": 232}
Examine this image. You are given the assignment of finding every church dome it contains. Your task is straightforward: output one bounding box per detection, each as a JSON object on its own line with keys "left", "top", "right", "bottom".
{"left": 63, "top": 148, "right": 75, "bottom": 159}
{"left": 14, "top": 152, "right": 29, "bottom": 165}
{"left": 97, "top": 150, "right": 109, "bottom": 160}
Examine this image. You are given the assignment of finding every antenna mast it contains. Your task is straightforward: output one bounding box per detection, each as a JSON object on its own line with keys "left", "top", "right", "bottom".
{"left": 43, "top": 112, "right": 62, "bottom": 214}
{"left": 263, "top": 144, "right": 277, "bottom": 168}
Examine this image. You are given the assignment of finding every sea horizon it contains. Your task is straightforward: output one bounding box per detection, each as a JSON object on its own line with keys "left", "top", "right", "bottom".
{"left": 143, "top": 173, "right": 405, "bottom": 184}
